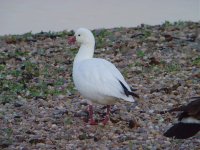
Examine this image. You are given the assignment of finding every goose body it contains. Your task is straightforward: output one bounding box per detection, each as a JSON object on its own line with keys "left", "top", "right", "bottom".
{"left": 69, "top": 28, "right": 138, "bottom": 125}
{"left": 73, "top": 58, "right": 135, "bottom": 105}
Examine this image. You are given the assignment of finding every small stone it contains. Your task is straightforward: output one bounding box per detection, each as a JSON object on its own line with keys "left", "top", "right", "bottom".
{"left": 148, "top": 110, "right": 154, "bottom": 113}
{"left": 128, "top": 119, "right": 139, "bottom": 129}
{"left": 147, "top": 36, "right": 158, "bottom": 42}
{"left": 29, "top": 136, "right": 45, "bottom": 144}
{"left": 14, "top": 101, "right": 23, "bottom": 107}
{"left": 93, "top": 136, "right": 99, "bottom": 142}
{"left": 51, "top": 124, "right": 57, "bottom": 129}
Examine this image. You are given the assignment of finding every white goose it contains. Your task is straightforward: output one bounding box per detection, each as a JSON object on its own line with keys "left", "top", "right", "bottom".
{"left": 69, "top": 28, "right": 139, "bottom": 125}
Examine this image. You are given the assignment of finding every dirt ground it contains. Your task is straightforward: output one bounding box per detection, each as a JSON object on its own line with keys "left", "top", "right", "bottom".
{"left": 0, "top": 21, "right": 200, "bottom": 149}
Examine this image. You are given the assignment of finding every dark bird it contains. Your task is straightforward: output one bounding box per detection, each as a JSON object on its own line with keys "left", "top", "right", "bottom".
{"left": 163, "top": 97, "right": 200, "bottom": 139}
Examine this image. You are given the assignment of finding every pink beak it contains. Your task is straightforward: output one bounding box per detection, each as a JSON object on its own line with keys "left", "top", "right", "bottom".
{"left": 68, "top": 36, "right": 76, "bottom": 45}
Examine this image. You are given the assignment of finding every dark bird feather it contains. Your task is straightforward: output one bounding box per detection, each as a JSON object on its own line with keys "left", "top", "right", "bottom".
{"left": 118, "top": 80, "right": 139, "bottom": 98}
{"left": 163, "top": 97, "right": 200, "bottom": 139}
{"left": 164, "top": 123, "right": 200, "bottom": 139}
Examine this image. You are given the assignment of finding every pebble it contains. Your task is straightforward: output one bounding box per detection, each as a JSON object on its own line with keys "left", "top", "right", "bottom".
{"left": 51, "top": 124, "right": 57, "bottom": 129}
{"left": 14, "top": 101, "right": 23, "bottom": 107}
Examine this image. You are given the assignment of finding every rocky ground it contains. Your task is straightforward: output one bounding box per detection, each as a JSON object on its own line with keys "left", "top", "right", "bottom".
{"left": 0, "top": 21, "right": 200, "bottom": 150}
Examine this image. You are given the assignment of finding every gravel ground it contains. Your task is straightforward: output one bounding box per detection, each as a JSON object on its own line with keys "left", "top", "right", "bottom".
{"left": 0, "top": 21, "right": 200, "bottom": 149}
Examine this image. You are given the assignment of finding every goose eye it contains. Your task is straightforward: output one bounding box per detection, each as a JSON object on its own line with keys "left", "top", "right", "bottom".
{"left": 78, "top": 34, "right": 80, "bottom": 36}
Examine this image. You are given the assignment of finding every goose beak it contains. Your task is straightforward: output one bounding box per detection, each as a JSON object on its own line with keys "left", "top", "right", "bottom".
{"left": 68, "top": 36, "right": 76, "bottom": 45}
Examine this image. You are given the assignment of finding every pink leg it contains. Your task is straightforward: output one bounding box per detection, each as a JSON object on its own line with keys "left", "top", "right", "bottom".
{"left": 88, "top": 105, "right": 98, "bottom": 125}
{"left": 102, "top": 105, "right": 110, "bottom": 125}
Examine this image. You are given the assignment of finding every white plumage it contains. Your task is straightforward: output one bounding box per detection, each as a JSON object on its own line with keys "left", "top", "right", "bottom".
{"left": 69, "top": 28, "right": 138, "bottom": 125}
{"left": 73, "top": 58, "right": 134, "bottom": 105}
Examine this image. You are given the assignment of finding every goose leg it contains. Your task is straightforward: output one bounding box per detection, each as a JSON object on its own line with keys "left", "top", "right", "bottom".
{"left": 102, "top": 105, "right": 110, "bottom": 125}
{"left": 88, "top": 105, "right": 98, "bottom": 125}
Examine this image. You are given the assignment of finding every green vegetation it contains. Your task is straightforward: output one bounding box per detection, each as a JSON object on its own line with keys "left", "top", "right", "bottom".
{"left": 93, "top": 29, "right": 112, "bottom": 48}
{"left": 0, "top": 30, "right": 72, "bottom": 44}
{"left": 0, "top": 51, "right": 75, "bottom": 104}
{"left": 141, "top": 29, "right": 151, "bottom": 39}
{"left": 138, "top": 25, "right": 152, "bottom": 40}
{"left": 192, "top": 57, "right": 200, "bottom": 66}
{"left": 64, "top": 116, "right": 73, "bottom": 126}
{"left": 128, "top": 56, "right": 181, "bottom": 76}
{"left": 163, "top": 21, "right": 173, "bottom": 27}
{"left": 164, "top": 63, "right": 181, "bottom": 72}
{"left": 0, "top": 127, "right": 13, "bottom": 147}
{"left": 163, "top": 20, "right": 188, "bottom": 29}
{"left": 136, "top": 50, "right": 145, "bottom": 58}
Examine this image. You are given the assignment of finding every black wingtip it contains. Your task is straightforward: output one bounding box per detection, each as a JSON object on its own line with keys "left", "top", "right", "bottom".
{"left": 164, "top": 123, "right": 200, "bottom": 139}
{"left": 129, "top": 91, "right": 140, "bottom": 98}
{"left": 118, "top": 80, "right": 139, "bottom": 98}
